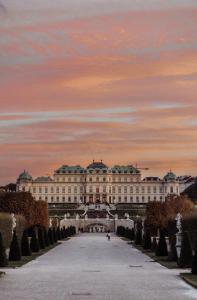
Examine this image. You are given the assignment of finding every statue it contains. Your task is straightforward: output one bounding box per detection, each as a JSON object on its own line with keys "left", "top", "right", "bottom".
{"left": 11, "top": 213, "right": 16, "bottom": 234}
{"left": 175, "top": 213, "right": 182, "bottom": 258}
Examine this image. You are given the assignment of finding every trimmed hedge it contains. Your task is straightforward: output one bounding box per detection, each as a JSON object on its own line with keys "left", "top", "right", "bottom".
{"left": 21, "top": 229, "right": 31, "bottom": 256}
{"left": 9, "top": 231, "right": 21, "bottom": 261}
{"left": 0, "top": 192, "right": 48, "bottom": 228}
{"left": 0, "top": 212, "right": 26, "bottom": 250}
{"left": 0, "top": 231, "right": 8, "bottom": 267}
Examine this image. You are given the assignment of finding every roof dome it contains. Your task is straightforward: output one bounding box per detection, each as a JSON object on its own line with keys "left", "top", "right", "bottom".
{"left": 18, "top": 170, "right": 32, "bottom": 181}
{"left": 87, "top": 161, "right": 108, "bottom": 169}
{"left": 164, "top": 171, "right": 176, "bottom": 181}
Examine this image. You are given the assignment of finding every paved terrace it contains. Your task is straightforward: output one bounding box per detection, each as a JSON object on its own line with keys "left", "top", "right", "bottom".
{"left": 0, "top": 233, "right": 197, "bottom": 300}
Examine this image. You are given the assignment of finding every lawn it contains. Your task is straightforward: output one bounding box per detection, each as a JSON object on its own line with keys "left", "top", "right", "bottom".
{"left": 128, "top": 242, "right": 179, "bottom": 269}
{"left": 180, "top": 273, "right": 197, "bottom": 289}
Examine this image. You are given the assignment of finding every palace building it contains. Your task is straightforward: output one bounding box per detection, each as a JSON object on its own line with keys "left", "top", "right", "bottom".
{"left": 17, "top": 161, "right": 180, "bottom": 204}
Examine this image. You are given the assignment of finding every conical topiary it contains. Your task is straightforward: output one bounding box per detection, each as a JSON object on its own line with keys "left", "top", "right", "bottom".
{"left": 135, "top": 229, "right": 142, "bottom": 245}
{"left": 151, "top": 236, "right": 157, "bottom": 252}
{"left": 53, "top": 228, "right": 57, "bottom": 243}
{"left": 48, "top": 228, "right": 54, "bottom": 245}
{"left": 0, "top": 232, "right": 8, "bottom": 267}
{"left": 56, "top": 226, "right": 61, "bottom": 240}
{"left": 130, "top": 228, "right": 135, "bottom": 241}
{"left": 192, "top": 240, "right": 197, "bottom": 274}
{"left": 21, "top": 229, "right": 31, "bottom": 256}
{"left": 143, "top": 230, "right": 152, "bottom": 250}
{"left": 63, "top": 226, "right": 67, "bottom": 239}
{"left": 179, "top": 231, "right": 193, "bottom": 268}
{"left": 38, "top": 227, "right": 45, "bottom": 249}
{"left": 9, "top": 231, "right": 21, "bottom": 261}
{"left": 30, "top": 229, "right": 40, "bottom": 253}
{"left": 156, "top": 231, "right": 168, "bottom": 256}
{"left": 44, "top": 228, "right": 49, "bottom": 247}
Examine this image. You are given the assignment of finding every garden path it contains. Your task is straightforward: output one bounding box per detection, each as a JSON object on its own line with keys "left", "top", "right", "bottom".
{"left": 0, "top": 233, "right": 197, "bottom": 300}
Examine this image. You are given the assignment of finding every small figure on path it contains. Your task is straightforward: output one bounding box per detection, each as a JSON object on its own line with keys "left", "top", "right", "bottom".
{"left": 106, "top": 230, "right": 111, "bottom": 241}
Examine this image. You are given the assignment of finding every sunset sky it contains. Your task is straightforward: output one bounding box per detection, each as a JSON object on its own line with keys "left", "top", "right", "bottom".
{"left": 0, "top": 0, "right": 197, "bottom": 184}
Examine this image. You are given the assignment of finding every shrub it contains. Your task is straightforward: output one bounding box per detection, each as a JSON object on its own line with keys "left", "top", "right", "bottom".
{"left": 179, "top": 231, "right": 193, "bottom": 268}
{"left": 156, "top": 231, "right": 168, "bottom": 256}
{"left": 0, "top": 213, "right": 13, "bottom": 249}
{"left": 116, "top": 226, "right": 125, "bottom": 236}
{"left": 44, "top": 228, "right": 49, "bottom": 247}
{"left": 63, "top": 226, "right": 67, "bottom": 239}
{"left": 0, "top": 192, "right": 48, "bottom": 228}
{"left": 53, "top": 228, "right": 57, "bottom": 243}
{"left": 151, "top": 237, "right": 157, "bottom": 252}
{"left": 56, "top": 226, "right": 61, "bottom": 240}
{"left": 192, "top": 240, "right": 197, "bottom": 274}
{"left": 143, "top": 230, "right": 152, "bottom": 250}
{"left": 30, "top": 229, "right": 40, "bottom": 253}
{"left": 9, "top": 231, "right": 21, "bottom": 261}
{"left": 0, "top": 231, "right": 8, "bottom": 267}
{"left": 21, "top": 229, "right": 31, "bottom": 256}
{"left": 130, "top": 228, "right": 135, "bottom": 241}
{"left": 38, "top": 227, "right": 45, "bottom": 249}
{"left": 135, "top": 229, "right": 142, "bottom": 245}
{"left": 182, "top": 211, "right": 197, "bottom": 252}
{"left": 48, "top": 228, "right": 54, "bottom": 245}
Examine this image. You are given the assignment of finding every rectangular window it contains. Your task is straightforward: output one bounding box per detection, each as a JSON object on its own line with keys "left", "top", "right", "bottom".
{"left": 56, "top": 187, "right": 59, "bottom": 193}
{"left": 141, "top": 186, "right": 145, "bottom": 194}
{"left": 124, "top": 186, "right": 127, "bottom": 193}
{"left": 33, "top": 187, "right": 36, "bottom": 193}
{"left": 62, "top": 187, "right": 65, "bottom": 193}
{"left": 45, "top": 187, "right": 48, "bottom": 193}
{"left": 39, "top": 187, "right": 42, "bottom": 193}
{"left": 136, "top": 186, "right": 139, "bottom": 194}
{"left": 153, "top": 186, "right": 157, "bottom": 194}
{"left": 51, "top": 187, "right": 54, "bottom": 193}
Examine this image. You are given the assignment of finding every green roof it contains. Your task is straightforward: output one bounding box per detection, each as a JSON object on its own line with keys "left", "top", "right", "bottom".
{"left": 18, "top": 170, "right": 32, "bottom": 181}
{"left": 55, "top": 165, "right": 85, "bottom": 174}
{"left": 164, "top": 171, "right": 176, "bottom": 181}
{"left": 111, "top": 165, "right": 140, "bottom": 174}
{"left": 34, "top": 176, "right": 53, "bottom": 182}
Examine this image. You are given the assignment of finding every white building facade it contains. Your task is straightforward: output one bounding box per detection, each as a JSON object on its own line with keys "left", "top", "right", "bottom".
{"left": 17, "top": 161, "right": 180, "bottom": 204}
